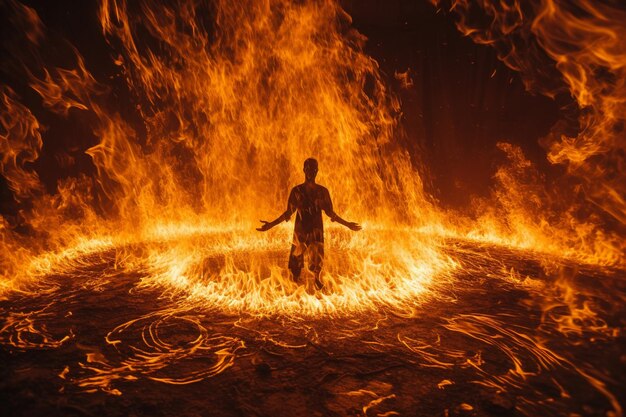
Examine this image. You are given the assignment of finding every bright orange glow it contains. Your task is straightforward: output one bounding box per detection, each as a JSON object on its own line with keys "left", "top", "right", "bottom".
{"left": 1, "top": 1, "right": 624, "bottom": 414}
{"left": 1, "top": 0, "right": 456, "bottom": 313}
{"left": 2, "top": 0, "right": 622, "bottom": 310}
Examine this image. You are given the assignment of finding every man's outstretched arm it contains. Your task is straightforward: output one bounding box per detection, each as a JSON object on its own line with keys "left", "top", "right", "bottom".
{"left": 324, "top": 190, "right": 361, "bottom": 231}
{"left": 327, "top": 211, "right": 362, "bottom": 231}
{"left": 256, "top": 210, "right": 292, "bottom": 232}
{"left": 257, "top": 189, "right": 296, "bottom": 232}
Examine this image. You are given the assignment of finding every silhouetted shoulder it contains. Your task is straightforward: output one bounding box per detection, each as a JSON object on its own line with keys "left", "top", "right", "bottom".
{"left": 316, "top": 184, "right": 332, "bottom": 207}
{"left": 316, "top": 184, "right": 329, "bottom": 194}
{"left": 289, "top": 184, "right": 304, "bottom": 194}
{"left": 290, "top": 184, "right": 304, "bottom": 197}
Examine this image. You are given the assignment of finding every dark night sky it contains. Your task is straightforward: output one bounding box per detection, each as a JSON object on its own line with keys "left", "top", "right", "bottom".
{"left": 1, "top": 0, "right": 563, "bottom": 211}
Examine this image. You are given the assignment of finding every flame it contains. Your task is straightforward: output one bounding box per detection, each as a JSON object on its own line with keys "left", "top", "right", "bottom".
{"left": 0, "top": 0, "right": 622, "bottom": 316}
{"left": 1, "top": 1, "right": 623, "bottom": 412}
{"left": 433, "top": 0, "right": 626, "bottom": 265}
{"left": 1, "top": 0, "right": 454, "bottom": 313}
{"left": 95, "top": 0, "right": 435, "bottom": 225}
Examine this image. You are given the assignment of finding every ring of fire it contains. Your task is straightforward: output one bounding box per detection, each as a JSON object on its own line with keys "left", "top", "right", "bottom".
{"left": 33, "top": 225, "right": 457, "bottom": 317}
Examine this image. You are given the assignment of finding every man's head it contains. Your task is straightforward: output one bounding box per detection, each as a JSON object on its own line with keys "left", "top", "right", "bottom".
{"left": 303, "top": 158, "right": 318, "bottom": 182}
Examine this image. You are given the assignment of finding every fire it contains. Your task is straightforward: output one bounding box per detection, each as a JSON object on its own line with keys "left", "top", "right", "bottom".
{"left": 434, "top": 0, "right": 626, "bottom": 265}
{"left": 1, "top": 0, "right": 620, "bottom": 306}
{"left": 0, "top": 1, "right": 624, "bottom": 413}
{"left": 0, "top": 0, "right": 622, "bottom": 324}
{"left": 1, "top": 0, "right": 454, "bottom": 311}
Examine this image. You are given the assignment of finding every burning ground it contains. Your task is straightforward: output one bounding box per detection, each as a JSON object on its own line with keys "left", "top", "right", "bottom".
{"left": 1, "top": 234, "right": 624, "bottom": 416}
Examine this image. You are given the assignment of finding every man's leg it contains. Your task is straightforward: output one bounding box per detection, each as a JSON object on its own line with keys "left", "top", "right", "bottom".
{"left": 288, "top": 243, "right": 304, "bottom": 283}
{"left": 308, "top": 242, "right": 324, "bottom": 290}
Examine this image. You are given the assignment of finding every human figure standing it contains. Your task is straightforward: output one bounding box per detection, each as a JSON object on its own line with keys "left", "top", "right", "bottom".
{"left": 257, "top": 158, "right": 361, "bottom": 290}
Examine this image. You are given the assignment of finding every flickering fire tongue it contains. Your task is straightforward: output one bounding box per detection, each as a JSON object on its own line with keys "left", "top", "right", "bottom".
{"left": 0, "top": 0, "right": 624, "bottom": 416}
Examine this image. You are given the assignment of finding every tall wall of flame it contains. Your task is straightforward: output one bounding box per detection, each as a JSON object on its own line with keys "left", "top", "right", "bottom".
{"left": 2, "top": 0, "right": 625, "bottom": 296}
{"left": 95, "top": 0, "right": 433, "bottom": 225}
{"left": 1, "top": 0, "right": 437, "bottom": 292}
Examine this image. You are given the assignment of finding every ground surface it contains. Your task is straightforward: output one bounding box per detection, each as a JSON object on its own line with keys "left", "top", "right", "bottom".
{"left": 1, "top": 239, "right": 624, "bottom": 417}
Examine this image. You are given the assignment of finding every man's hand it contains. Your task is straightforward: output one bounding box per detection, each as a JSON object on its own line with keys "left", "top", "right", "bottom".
{"left": 329, "top": 213, "right": 362, "bottom": 231}
{"left": 256, "top": 220, "right": 274, "bottom": 232}
{"left": 256, "top": 211, "right": 290, "bottom": 232}
{"left": 346, "top": 221, "right": 361, "bottom": 231}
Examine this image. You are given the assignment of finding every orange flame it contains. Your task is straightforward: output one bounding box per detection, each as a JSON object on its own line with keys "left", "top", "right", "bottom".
{"left": 433, "top": 0, "right": 626, "bottom": 265}
{"left": 0, "top": 0, "right": 623, "bottom": 313}
{"left": 1, "top": 2, "right": 623, "bottom": 412}
{"left": 1, "top": 0, "right": 451, "bottom": 312}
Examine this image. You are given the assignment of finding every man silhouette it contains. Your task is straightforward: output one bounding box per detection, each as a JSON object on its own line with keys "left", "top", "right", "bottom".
{"left": 257, "top": 158, "right": 361, "bottom": 290}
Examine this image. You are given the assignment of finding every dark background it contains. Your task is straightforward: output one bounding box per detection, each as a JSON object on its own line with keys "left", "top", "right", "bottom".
{"left": 1, "top": 0, "right": 563, "bottom": 213}
{"left": 344, "top": 0, "right": 562, "bottom": 207}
